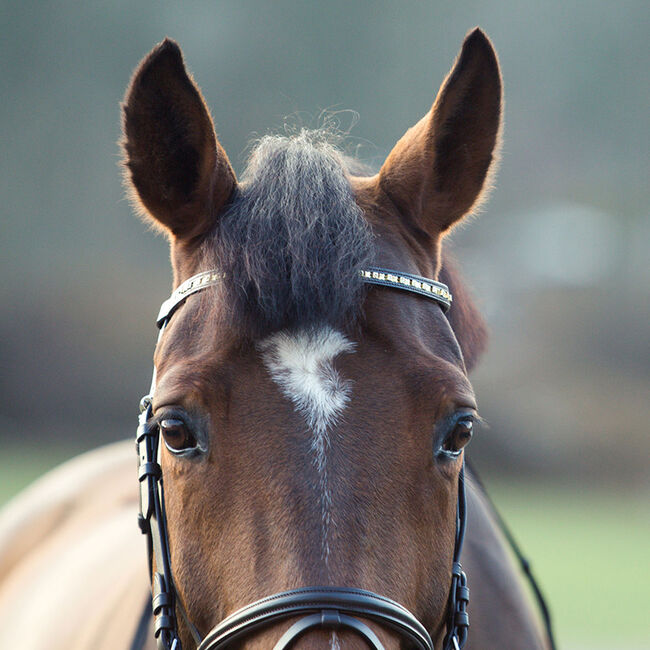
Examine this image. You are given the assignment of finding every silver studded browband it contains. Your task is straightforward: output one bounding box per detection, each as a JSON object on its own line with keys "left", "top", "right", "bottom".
{"left": 156, "top": 267, "right": 452, "bottom": 328}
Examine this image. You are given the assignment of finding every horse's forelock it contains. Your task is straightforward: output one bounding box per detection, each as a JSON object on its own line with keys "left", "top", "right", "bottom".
{"left": 204, "top": 130, "right": 374, "bottom": 338}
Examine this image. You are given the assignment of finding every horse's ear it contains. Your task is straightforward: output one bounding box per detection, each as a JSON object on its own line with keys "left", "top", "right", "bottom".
{"left": 122, "top": 39, "right": 236, "bottom": 240}
{"left": 378, "top": 28, "right": 502, "bottom": 239}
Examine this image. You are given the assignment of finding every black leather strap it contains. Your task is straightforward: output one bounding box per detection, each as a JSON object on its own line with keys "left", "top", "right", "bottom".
{"left": 137, "top": 395, "right": 183, "bottom": 650}
{"left": 443, "top": 464, "right": 470, "bottom": 650}
{"left": 197, "top": 587, "right": 434, "bottom": 650}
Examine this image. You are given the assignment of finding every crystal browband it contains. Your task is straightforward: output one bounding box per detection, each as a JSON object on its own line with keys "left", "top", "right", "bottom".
{"left": 361, "top": 268, "right": 452, "bottom": 309}
{"left": 156, "top": 267, "right": 452, "bottom": 328}
{"left": 157, "top": 271, "right": 225, "bottom": 327}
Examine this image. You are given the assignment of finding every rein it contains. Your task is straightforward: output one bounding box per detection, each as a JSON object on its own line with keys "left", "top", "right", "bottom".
{"left": 136, "top": 267, "right": 464, "bottom": 650}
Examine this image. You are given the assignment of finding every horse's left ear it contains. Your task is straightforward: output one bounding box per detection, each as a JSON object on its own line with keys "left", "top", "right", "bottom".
{"left": 378, "top": 28, "right": 502, "bottom": 238}
{"left": 122, "top": 39, "right": 236, "bottom": 240}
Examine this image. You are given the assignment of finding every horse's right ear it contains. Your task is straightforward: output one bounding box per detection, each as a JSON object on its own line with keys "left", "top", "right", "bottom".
{"left": 122, "top": 39, "right": 236, "bottom": 240}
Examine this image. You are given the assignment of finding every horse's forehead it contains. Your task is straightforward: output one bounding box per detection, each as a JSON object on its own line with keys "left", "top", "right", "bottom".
{"left": 154, "top": 303, "right": 468, "bottom": 416}
{"left": 258, "top": 326, "right": 356, "bottom": 439}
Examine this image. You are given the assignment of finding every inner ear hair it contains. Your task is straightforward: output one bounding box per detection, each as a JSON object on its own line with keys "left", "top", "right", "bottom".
{"left": 121, "top": 39, "right": 236, "bottom": 240}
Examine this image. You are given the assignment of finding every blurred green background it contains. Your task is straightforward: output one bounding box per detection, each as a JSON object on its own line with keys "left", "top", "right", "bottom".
{"left": 1, "top": 1, "right": 648, "bottom": 647}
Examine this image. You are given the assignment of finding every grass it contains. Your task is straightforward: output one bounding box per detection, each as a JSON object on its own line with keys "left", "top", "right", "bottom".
{"left": 1, "top": 450, "right": 648, "bottom": 648}
{"left": 486, "top": 479, "right": 650, "bottom": 649}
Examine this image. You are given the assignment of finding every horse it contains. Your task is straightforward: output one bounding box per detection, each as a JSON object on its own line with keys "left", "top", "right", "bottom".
{"left": 0, "top": 28, "right": 552, "bottom": 649}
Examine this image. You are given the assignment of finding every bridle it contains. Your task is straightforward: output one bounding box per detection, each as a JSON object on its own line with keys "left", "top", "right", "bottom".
{"left": 136, "top": 267, "right": 470, "bottom": 650}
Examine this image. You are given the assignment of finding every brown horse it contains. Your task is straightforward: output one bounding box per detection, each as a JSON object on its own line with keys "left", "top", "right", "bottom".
{"left": 0, "top": 29, "right": 550, "bottom": 649}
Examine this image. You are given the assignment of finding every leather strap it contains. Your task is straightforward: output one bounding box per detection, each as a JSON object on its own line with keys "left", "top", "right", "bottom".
{"left": 197, "top": 587, "right": 434, "bottom": 650}
{"left": 137, "top": 396, "right": 181, "bottom": 650}
{"left": 443, "top": 464, "right": 470, "bottom": 650}
{"left": 157, "top": 271, "right": 224, "bottom": 328}
{"left": 361, "top": 267, "right": 452, "bottom": 311}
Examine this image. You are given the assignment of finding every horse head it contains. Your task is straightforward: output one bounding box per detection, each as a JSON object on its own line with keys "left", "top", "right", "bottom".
{"left": 123, "top": 27, "right": 501, "bottom": 649}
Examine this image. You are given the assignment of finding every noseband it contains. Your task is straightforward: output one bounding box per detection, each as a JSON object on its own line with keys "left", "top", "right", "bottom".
{"left": 136, "top": 267, "right": 470, "bottom": 650}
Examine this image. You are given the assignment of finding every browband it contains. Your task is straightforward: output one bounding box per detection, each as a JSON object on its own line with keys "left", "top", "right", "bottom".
{"left": 157, "top": 271, "right": 225, "bottom": 328}
{"left": 156, "top": 267, "right": 452, "bottom": 328}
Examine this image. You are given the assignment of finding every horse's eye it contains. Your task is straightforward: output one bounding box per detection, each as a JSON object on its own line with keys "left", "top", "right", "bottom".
{"left": 159, "top": 418, "right": 196, "bottom": 453}
{"left": 440, "top": 416, "right": 474, "bottom": 457}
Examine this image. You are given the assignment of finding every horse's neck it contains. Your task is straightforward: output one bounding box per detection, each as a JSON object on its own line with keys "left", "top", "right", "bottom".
{"left": 0, "top": 441, "right": 150, "bottom": 650}
{"left": 461, "top": 469, "right": 549, "bottom": 649}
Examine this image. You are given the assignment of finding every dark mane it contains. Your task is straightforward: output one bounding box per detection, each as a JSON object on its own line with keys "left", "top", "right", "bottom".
{"left": 200, "top": 130, "right": 486, "bottom": 367}
{"left": 203, "top": 130, "right": 373, "bottom": 338}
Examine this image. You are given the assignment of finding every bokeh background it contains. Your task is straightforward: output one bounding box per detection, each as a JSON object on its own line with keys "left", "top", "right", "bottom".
{"left": 1, "top": 1, "right": 648, "bottom": 648}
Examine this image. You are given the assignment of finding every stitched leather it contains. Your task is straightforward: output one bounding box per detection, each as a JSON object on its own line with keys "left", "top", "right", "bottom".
{"left": 197, "top": 587, "right": 434, "bottom": 650}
